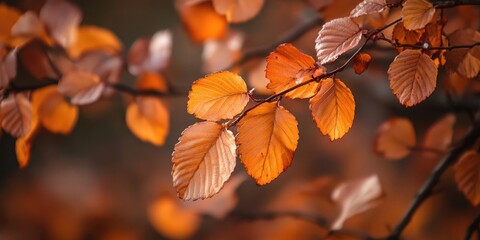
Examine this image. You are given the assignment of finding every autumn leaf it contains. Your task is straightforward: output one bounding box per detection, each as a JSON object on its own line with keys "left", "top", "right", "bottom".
{"left": 422, "top": 114, "right": 456, "bottom": 156}
{"left": 445, "top": 29, "right": 480, "bottom": 78}
{"left": 16, "top": 111, "right": 39, "bottom": 169}
{"left": 10, "top": 11, "right": 52, "bottom": 47}
{"left": 172, "top": 121, "right": 236, "bottom": 200}
{"left": 353, "top": 52, "right": 371, "bottom": 74}
{"left": 248, "top": 59, "right": 273, "bottom": 95}
{"left": 202, "top": 30, "right": 244, "bottom": 73}
{"left": 454, "top": 151, "right": 480, "bottom": 206}
{"left": 444, "top": 72, "right": 470, "bottom": 95}
{"left": 350, "top": 0, "right": 388, "bottom": 18}
{"left": 402, "top": 0, "right": 435, "bottom": 30}
{"left": 315, "top": 17, "right": 363, "bottom": 64}
{"left": 39, "top": 0, "right": 82, "bottom": 48}
{"left": 178, "top": 1, "right": 228, "bottom": 42}
{"left": 0, "top": 93, "right": 33, "bottom": 138}
{"left": 374, "top": 118, "right": 416, "bottom": 160}
{"left": 57, "top": 71, "right": 105, "bottom": 105}
{"left": 0, "top": 4, "right": 21, "bottom": 43}
{"left": 388, "top": 49, "right": 438, "bottom": 107}
{"left": 266, "top": 43, "right": 321, "bottom": 99}
{"left": 237, "top": 102, "right": 299, "bottom": 185}
{"left": 68, "top": 26, "right": 123, "bottom": 59}
{"left": 310, "top": 78, "right": 355, "bottom": 141}
{"left": 391, "top": 22, "right": 425, "bottom": 53}
{"left": 331, "top": 175, "right": 384, "bottom": 230}
{"left": 128, "top": 30, "right": 172, "bottom": 75}
{"left": 188, "top": 71, "right": 249, "bottom": 121}
{"left": 0, "top": 50, "right": 17, "bottom": 90}
{"left": 18, "top": 40, "right": 59, "bottom": 80}
{"left": 212, "top": 0, "right": 265, "bottom": 23}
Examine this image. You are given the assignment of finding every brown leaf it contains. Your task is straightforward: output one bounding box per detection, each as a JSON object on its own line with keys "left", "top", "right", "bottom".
{"left": 422, "top": 114, "right": 455, "bottom": 156}
{"left": 350, "top": 0, "right": 387, "bottom": 18}
{"left": 315, "top": 17, "right": 363, "bottom": 64}
{"left": 374, "top": 117, "right": 416, "bottom": 160}
{"left": 310, "top": 78, "right": 355, "bottom": 141}
{"left": 39, "top": 0, "right": 82, "bottom": 48}
{"left": 0, "top": 93, "right": 32, "bottom": 138}
{"left": 353, "top": 52, "right": 371, "bottom": 74}
{"left": 178, "top": 1, "right": 228, "bottom": 43}
{"left": 128, "top": 30, "right": 172, "bottom": 75}
{"left": 331, "top": 175, "right": 383, "bottom": 230}
{"left": 445, "top": 29, "right": 480, "bottom": 78}
{"left": 454, "top": 151, "right": 480, "bottom": 206}
{"left": 172, "top": 121, "right": 236, "bottom": 200}
{"left": 212, "top": 0, "right": 265, "bottom": 23}
{"left": 391, "top": 22, "right": 424, "bottom": 53}
{"left": 0, "top": 4, "right": 21, "bottom": 43}
{"left": 57, "top": 71, "right": 104, "bottom": 105}
{"left": 188, "top": 71, "right": 249, "bottom": 121}
{"left": 19, "top": 40, "right": 59, "bottom": 80}
{"left": 266, "top": 43, "right": 321, "bottom": 99}
{"left": 68, "top": 26, "right": 122, "bottom": 59}
{"left": 444, "top": 72, "right": 470, "bottom": 95}
{"left": 387, "top": 49, "right": 438, "bottom": 107}
{"left": 202, "top": 30, "right": 244, "bottom": 73}
{"left": 402, "top": 0, "right": 435, "bottom": 30}
{"left": 237, "top": 102, "right": 299, "bottom": 185}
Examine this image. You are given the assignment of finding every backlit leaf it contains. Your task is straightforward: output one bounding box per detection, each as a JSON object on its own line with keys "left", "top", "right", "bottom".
{"left": 454, "top": 151, "right": 480, "bottom": 206}
{"left": 0, "top": 4, "right": 21, "bottom": 43}
{"left": 202, "top": 30, "right": 244, "bottom": 73}
{"left": 178, "top": 1, "right": 228, "bottom": 42}
{"left": 331, "top": 175, "right": 383, "bottom": 230}
{"left": 0, "top": 93, "right": 32, "bottom": 138}
{"left": 353, "top": 52, "right": 371, "bottom": 74}
{"left": 422, "top": 114, "right": 455, "bottom": 155}
{"left": 387, "top": 49, "right": 438, "bottom": 107}
{"left": 310, "top": 78, "right": 355, "bottom": 141}
{"left": 68, "top": 26, "right": 122, "bottom": 59}
{"left": 212, "top": 0, "right": 265, "bottom": 23}
{"left": 350, "top": 0, "right": 387, "bottom": 18}
{"left": 266, "top": 43, "right": 321, "bottom": 99}
{"left": 315, "top": 17, "right": 363, "bottom": 64}
{"left": 16, "top": 111, "right": 39, "bottom": 169}
{"left": 402, "top": 0, "right": 435, "bottom": 30}
{"left": 374, "top": 117, "right": 416, "bottom": 160}
{"left": 57, "top": 71, "right": 104, "bottom": 105}
{"left": 128, "top": 30, "right": 172, "bottom": 75}
{"left": 188, "top": 71, "right": 249, "bottom": 121}
{"left": 391, "top": 22, "right": 424, "bottom": 53}
{"left": 10, "top": 11, "right": 52, "bottom": 47}
{"left": 445, "top": 29, "right": 480, "bottom": 78}
{"left": 40, "top": 0, "right": 82, "bottom": 48}
{"left": 172, "top": 121, "right": 236, "bottom": 200}
{"left": 237, "top": 102, "right": 299, "bottom": 185}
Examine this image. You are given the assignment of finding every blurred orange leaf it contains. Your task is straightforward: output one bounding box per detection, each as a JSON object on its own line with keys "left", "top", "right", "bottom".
{"left": 172, "top": 121, "right": 236, "bottom": 200}
{"left": 422, "top": 114, "right": 456, "bottom": 156}
{"left": 0, "top": 4, "right": 21, "bottom": 43}
{"left": 350, "top": 0, "right": 388, "bottom": 18}
{"left": 445, "top": 29, "right": 480, "bottom": 78}
{"left": 15, "top": 111, "right": 39, "bottom": 169}
{"left": 315, "top": 17, "right": 362, "bottom": 64}
{"left": 10, "top": 11, "right": 52, "bottom": 47}
{"left": 310, "top": 78, "right": 355, "bottom": 141}
{"left": 128, "top": 30, "right": 172, "bottom": 75}
{"left": 68, "top": 26, "right": 122, "bottom": 59}
{"left": 247, "top": 59, "right": 273, "bottom": 95}
{"left": 454, "top": 151, "right": 480, "bottom": 206}
{"left": 212, "top": 0, "right": 265, "bottom": 23}
{"left": 57, "top": 71, "right": 104, "bottom": 105}
{"left": 331, "top": 175, "right": 383, "bottom": 230}
{"left": 179, "top": 1, "right": 228, "bottom": 42}
{"left": 39, "top": 0, "right": 82, "bottom": 48}
{"left": 402, "top": 0, "right": 435, "bottom": 30}
{"left": 374, "top": 117, "right": 416, "bottom": 160}
{"left": 266, "top": 43, "right": 321, "bottom": 99}
{"left": 353, "top": 52, "right": 371, "bottom": 74}
{"left": 237, "top": 102, "right": 299, "bottom": 185}
{"left": 0, "top": 93, "right": 32, "bottom": 138}
{"left": 388, "top": 49, "right": 437, "bottom": 107}
{"left": 188, "top": 71, "right": 249, "bottom": 121}
{"left": 202, "top": 30, "right": 244, "bottom": 73}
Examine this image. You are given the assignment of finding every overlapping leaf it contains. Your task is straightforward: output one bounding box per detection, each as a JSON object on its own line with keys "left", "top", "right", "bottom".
{"left": 212, "top": 0, "right": 265, "bottom": 23}
{"left": 350, "top": 0, "right": 388, "bottom": 18}
{"left": 374, "top": 118, "right": 416, "bottom": 160}
{"left": 310, "top": 78, "right": 355, "bottom": 141}
{"left": 0, "top": 93, "right": 32, "bottom": 138}
{"left": 454, "top": 151, "right": 480, "bottom": 206}
{"left": 445, "top": 29, "right": 480, "bottom": 78}
{"left": 391, "top": 22, "right": 425, "bottom": 53}
{"left": 128, "top": 30, "right": 172, "bottom": 75}
{"left": 68, "top": 26, "right": 122, "bottom": 59}
{"left": 39, "top": 0, "right": 82, "bottom": 48}
{"left": 237, "top": 102, "right": 299, "bottom": 185}
{"left": 57, "top": 71, "right": 105, "bottom": 105}
{"left": 402, "top": 0, "right": 435, "bottom": 30}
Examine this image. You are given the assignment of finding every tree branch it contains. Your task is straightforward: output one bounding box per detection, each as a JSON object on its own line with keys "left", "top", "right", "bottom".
{"left": 433, "top": 0, "right": 480, "bottom": 8}
{"left": 465, "top": 212, "right": 480, "bottom": 240}
{"left": 376, "top": 37, "right": 480, "bottom": 51}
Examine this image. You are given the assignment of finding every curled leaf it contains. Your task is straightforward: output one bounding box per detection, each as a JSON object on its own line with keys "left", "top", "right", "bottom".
{"left": 391, "top": 22, "right": 424, "bottom": 53}
{"left": 16, "top": 112, "right": 39, "bottom": 169}
{"left": 374, "top": 117, "right": 416, "bottom": 160}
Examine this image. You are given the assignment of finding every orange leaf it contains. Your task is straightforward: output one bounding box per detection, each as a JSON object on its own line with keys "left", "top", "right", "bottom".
{"left": 387, "top": 49, "right": 438, "bottom": 107}
{"left": 315, "top": 17, "right": 363, "bottom": 64}
{"left": 188, "top": 71, "right": 249, "bottom": 121}
{"left": 445, "top": 29, "right": 480, "bottom": 78}
{"left": 391, "top": 22, "right": 425, "bottom": 53}
{"left": 68, "top": 26, "right": 122, "bottom": 59}
{"left": 374, "top": 117, "right": 416, "bottom": 160}
{"left": 454, "top": 151, "right": 480, "bottom": 206}
{"left": 212, "top": 0, "right": 265, "bottom": 23}
{"left": 350, "top": 0, "right": 388, "bottom": 18}
{"left": 16, "top": 112, "right": 39, "bottom": 169}
{"left": 32, "top": 86, "right": 78, "bottom": 134}
{"left": 0, "top": 93, "right": 32, "bottom": 138}
{"left": 353, "top": 52, "right": 371, "bottom": 74}
{"left": 237, "top": 102, "right": 299, "bottom": 185}
{"left": 178, "top": 1, "right": 228, "bottom": 43}
{"left": 136, "top": 72, "right": 169, "bottom": 92}
{"left": 310, "top": 78, "right": 355, "bottom": 141}
{"left": 0, "top": 4, "right": 21, "bottom": 43}
{"left": 402, "top": 0, "right": 435, "bottom": 30}
{"left": 422, "top": 114, "right": 455, "bottom": 156}
{"left": 266, "top": 43, "right": 321, "bottom": 99}
{"left": 128, "top": 30, "right": 172, "bottom": 75}
{"left": 247, "top": 59, "right": 273, "bottom": 95}
{"left": 202, "top": 30, "right": 244, "bottom": 73}
{"left": 57, "top": 71, "right": 104, "bottom": 105}
{"left": 172, "top": 121, "right": 236, "bottom": 200}
{"left": 331, "top": 175, "right": 383, "bottom": 230}
{"left": 10, "top": 11, "right": 53, "bottom": 47}
{"left": 39, "top": 0, "right": 82, "bottom": 48}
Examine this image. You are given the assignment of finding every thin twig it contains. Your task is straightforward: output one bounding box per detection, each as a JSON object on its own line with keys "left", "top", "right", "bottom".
{"left": 465, "top": 212, "right": 480, "bottom": 240}
{"left": 377, "top": 37, "right": 480, "bottom": 51}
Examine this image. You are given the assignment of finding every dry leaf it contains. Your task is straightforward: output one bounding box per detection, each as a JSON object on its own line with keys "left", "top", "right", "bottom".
{"left": 0, "top": 93, "right": 32, "bottom": 138}
{"left": 202, "top": 30, "right": 244, "bottom": 73}
{"left": 57, "top": 71, "right": 104, "bottom": 105}
{"left": 374, "top": 117, "right": 416, "bottom": 160}
{"left": 445, "top": 29, "right": 480, "bottom": 78}
{"left": 266, "top": 43, "right": 321, "bottom": 99}
{"left": 128, "top": 30, "right": 172, "bottom": 75}
{"left": 331, "top": 175, "right": 383, "bottom": 230}
{"left": 391, "top": 22, "right": 424, "bottom": 53}
{"left": 454, "top": 151, "right": 480, "bottom": 206}
{"left": 315, "top": 17, "right": 363, "bottom": 64}
{"left": 353, "top": 52, "right": 371, "bottom": 74}
{"left": 212, "top": 0, "right": 265, "bottom": 23}
{"left": 350, "top": 0, "right": 387, "bottom": 18}
{"left": 0, "top": 4, "right": 21, "bottom": 43}
{"left": 19, "top": 40, "right": 59, "bottom": 80}
{"left": 422, "top": 114, "right": 455, "bottom": 155}
{"left": 39, "top": 0, "right": 82, "bottom": 48}
{"left": 68, "top": 26, "right": 122, "bottom": 59}
{"left": 172, "top": 121, "right": 236, "bottom": 200}
{"left": 310, "top": 78, "right": 355, "bottom": 141}
{"left": 178, "top": 1, "right": 228, "bottom": 42}
{"left": 387, "top": 49, "right": 438, "bottom": 107}
{"left": 402, "top": 0, "right": 435, "bottom": 30}
{"left": 237, "top": 102, "right": 299, "bottom": 185}
{"left": 188, "top": 71, "right": 249, "bottom": 121}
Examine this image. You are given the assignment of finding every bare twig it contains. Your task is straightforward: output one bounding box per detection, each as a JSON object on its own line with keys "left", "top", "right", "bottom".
{"left": 465, "top": 212, "right": 480, "bottom": 240}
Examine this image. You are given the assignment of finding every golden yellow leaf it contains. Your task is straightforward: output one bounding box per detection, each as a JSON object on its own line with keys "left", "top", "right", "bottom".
{"left": 172, "top": 121, "right": 236, "bottom": 200}
{"left": 57, "top": 71, "right": 104, "bottom": 105}
{"left": 266, "top": 43, "right": 321, "bottom": 99}
{"left": 237, "top": 102, "right": 299, "bottom": 185}
{"left": 32, "top": 86, "right": 78, "bottom": 134}
{"left": 212, "top": 0, "right": 265, "bottom": 23}
{"left": 0, "top": 4, "right": 21, "bottom": 43}
{"left": 0, "top": 93, "right": 32, "bottom": 138}
{"left": 374, "top": 117, "right": 416, "bottom": 160}
{"left": 445, "top": 29, "right": 480, "bottom": 78}
{"left": 402, "top": 0, "right": 435, "bottom": 30}
{"left": 454, "top": 151, "right": 480, "bottom": 206}
{"left": 126, "top": 97, "right": 169, "bottom": 146}
{"left": 387, "top": 49, "right": 438, "bottom": 107}
{"left": 188, "top": 71, "right": 249, "bottom": 121}
{"left": 310, "top": 78, "right": 355, "bottom": 141}
{"left": 178, "top": 1, "right": 228, "bottom": 42}
{"left": 350, "top": 0, "right": 388, "bottom": 18}
{"left": 68, "top": 26, "right": 122, "bottom": 59}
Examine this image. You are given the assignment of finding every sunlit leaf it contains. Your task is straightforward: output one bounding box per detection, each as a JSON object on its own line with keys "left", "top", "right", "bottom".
{"left": 212, "top": 0, "right": 265, "bottom": 23}
{"left": 422, "top": 114, "right": 455, "bottom": 156}
{"left": 331, "top": 175, "right": 383, "bottom": 230}
{"left": 188, "top": 71, "right": 249, "bottom": 121}
{"left": 353, "top": 52, "right": 371, "bottom": 74}
{"left": 445, "top": 29, "right": 480, "bottom": 78}
{"left": 57, "top": 71, "right": 104, "bottom": 105}
{"left": 128, "top": 30, "right": 172, "bottom": 75}
{"left": 310, "top": 78, "right": 355, "bottom": 141}
{"left": 237, "top": 102, "right": 299, "bottom": 185}
{"left": 387, "top": 49, "right": 438, "bottom": 107}
{"left": 315, "top": 17, "right": 363, "bottom": 64}
{"left": 178, "top": 1, "right": 228, "bottom": 42}
{"left": 16, "top": 111, "right": 39, "bottom": 169}
{"left": 391, "top": 22, "right": 424, "bottom": 53}
{"left": 374, "top": 117, "right": 416, "bottom": 160}
{"left": 402, "top": 0, "right": 435, "bottom": 30}
{"left": 202, "top": 30, "right": 244, "bottom": 73}
{"left": 266, "top": 43, "right": 322, "bottom": 99}
{"left": 39, "top": 0, "right": 82, "bottom": 48}
{"left": 68, "top": 26, "right": 122, "bottom": 59}
{"left": 350, "top": 0, "right": 387, "bottom": 18}
{"left": 0, "top": 4, "right": 21, "bottom": 43}
{"left": 172, "top": 121, "right": 236, "bottom": 200}
{"left": 454, "top": 151, "right": 480, "bottom": 206}
{"left": 0, "top": 93, "right": 32, "bottom": 138}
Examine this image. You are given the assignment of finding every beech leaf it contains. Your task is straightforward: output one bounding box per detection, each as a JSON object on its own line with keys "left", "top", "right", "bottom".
{"left": 178, "top": 1, "right": 228, "bottom": 42}
{"left": 445, "top": 29, "right": 480, "bottom": 78}
{"left": 202, "top": 30, "right": 244, "bottom": 73}
{"left": 68, "top": 26, "right": 123, "bottom": 59}
{"left": 0, "top": 93, "right": 32, "bottom": 138}
{"left": 350, "top": 0, "right": 388, "bottom": 18}
{"left": 128, "top": 30, "right": 172, "bottom": 75}
{"left": 16, "top": 112, "right": 39, "bottom": 169}
{"left": 0, "top": 4, "right": 21, "bottom": 42}
{"left": 57, "top": 71, "right": 105, "bottom": 105}
{"left": 212, "top": 0, "right": 265, "bottom": 23}
{"left": 402, "top": 0, "right": 435, "bottom": 30}
{"left": 454, "top": 151, "right": 480, "bottom": 206}
{"left": 39, "top": 0, "right": 82, "bottom": 48}
{"left": 422, "top": 114, "right": 456, "bottom": 156}
{"left": 374, "top": 117, "right": 416, "bottom": 160}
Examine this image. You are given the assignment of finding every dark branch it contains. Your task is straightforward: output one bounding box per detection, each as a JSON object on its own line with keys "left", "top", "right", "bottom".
{"left": 433, "top": 0, "right": 480, "bottom": 8}
{"left": 465, "top": 212, "right": 480, "bottom": 240}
